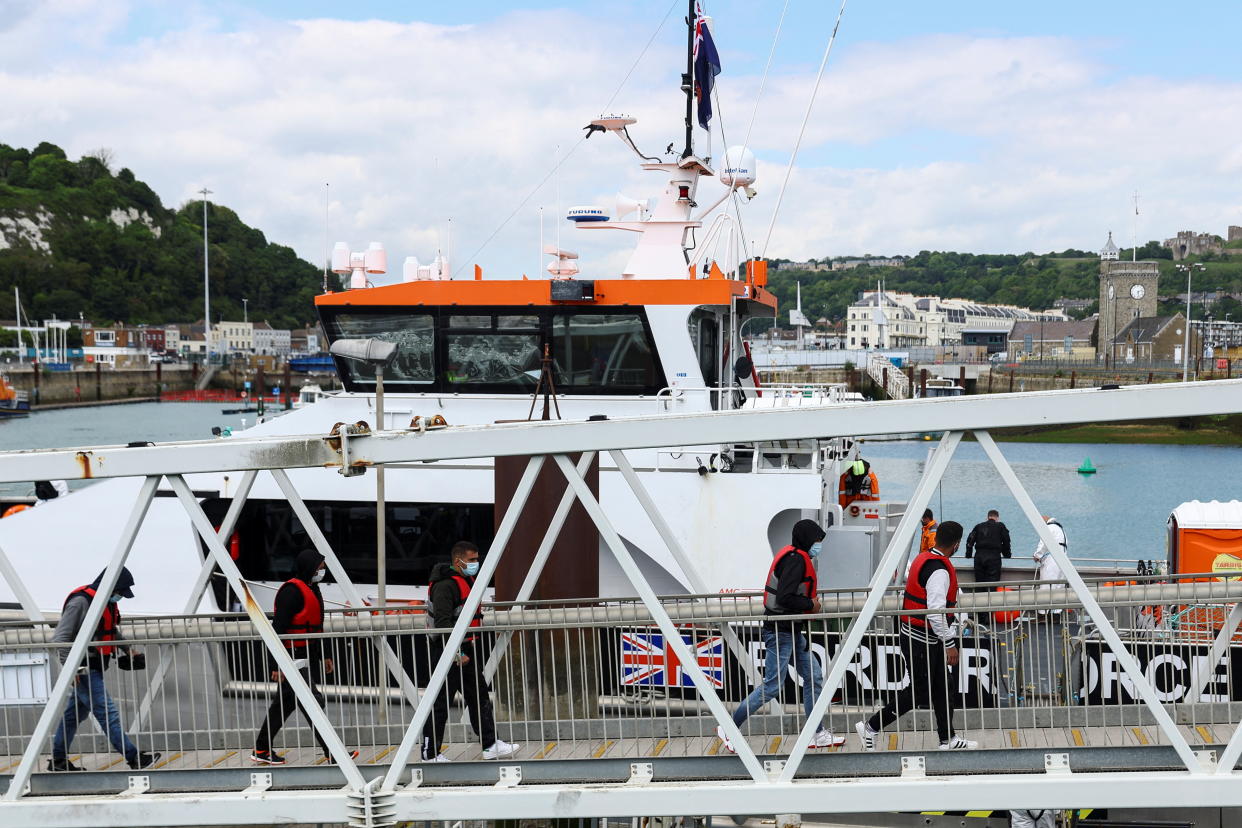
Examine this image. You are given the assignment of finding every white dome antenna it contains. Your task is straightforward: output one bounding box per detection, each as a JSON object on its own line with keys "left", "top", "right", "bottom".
{"left": 402, "top": 256, "right": 419, "bottom": 283}
{"left": 332, "top": 242, "right": 386, "bottom": 289}
{"left": 720, "top": 146, "right": 757, "bottom": 196}
{"left": 544, "top": 244, "right": 580, "bottom": 279}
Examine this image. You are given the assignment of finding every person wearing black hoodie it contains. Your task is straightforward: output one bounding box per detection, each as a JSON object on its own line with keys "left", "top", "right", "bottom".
{"left": 48, "top": 567, "right": 160, "bottom": 771}
{"left": 716, "top": 520, "right": 844, "bottom": 753}
{"left": 420, "top": 541, "right": 520, "bottom": 762}
{"left": 250, "top": 549, "right": 358, "bottom": 765}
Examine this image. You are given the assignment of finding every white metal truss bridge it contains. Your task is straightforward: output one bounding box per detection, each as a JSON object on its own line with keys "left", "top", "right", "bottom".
{"left": 1, "top": 382, "right": 1242, "bottom": 827}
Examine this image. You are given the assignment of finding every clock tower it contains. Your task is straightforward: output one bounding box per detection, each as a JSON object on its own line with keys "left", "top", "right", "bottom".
{"left": 1097, "top": 232, "right": 1159, "bottom": 359}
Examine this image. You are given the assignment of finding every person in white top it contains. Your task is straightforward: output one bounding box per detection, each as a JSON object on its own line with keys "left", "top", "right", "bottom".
{"left": 1033, "top": 516, "right": 1067, "bottom": 583}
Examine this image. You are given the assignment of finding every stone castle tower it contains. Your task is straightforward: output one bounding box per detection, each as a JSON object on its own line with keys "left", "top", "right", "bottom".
{"left": 1097, "top": 231, "right": 1159, "bottom": 358}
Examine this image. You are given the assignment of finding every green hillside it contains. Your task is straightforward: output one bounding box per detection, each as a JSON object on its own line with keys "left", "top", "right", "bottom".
{"left": 0, "top": 142, "right": 320, "bottom": 329}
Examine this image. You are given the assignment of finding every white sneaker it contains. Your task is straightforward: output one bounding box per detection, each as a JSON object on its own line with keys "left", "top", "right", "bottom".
{"left": 810, "top": 729, "right": 846, "bottom": 748}
{"left": 715, "top": 725, "right": 736, "bottom": 754}
{"left": 423, "top": 753, "right": 450, "bottom": 763}
{"left": 939, "top": 736, "right": 978, "bottom": 750}
{"left": 482, "top": 739, "right": 520, "bottom": 760}
{"left": 855, "top": 721, "right": 877, "bottom": 752}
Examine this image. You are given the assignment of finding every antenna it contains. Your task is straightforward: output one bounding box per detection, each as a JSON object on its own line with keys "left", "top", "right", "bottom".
{"left": 323, "top": 183, "right": 330, "bottom": 293}
{"left": 1132, "top": 190, "right": 1139, "bottom": 262}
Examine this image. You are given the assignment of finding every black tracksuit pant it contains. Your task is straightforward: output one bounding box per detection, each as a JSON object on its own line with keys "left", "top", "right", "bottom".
{"left": 421, "top": 641, "right": 497, "bottom": 759}
{"left": 972, "top": 549, "right": 1005, "bottom": 586}
{"left": 867, "top": 629, "right": 955, "bottom": 744}
{"left": 254, "top": 665, "right": 329, "bottom": 755}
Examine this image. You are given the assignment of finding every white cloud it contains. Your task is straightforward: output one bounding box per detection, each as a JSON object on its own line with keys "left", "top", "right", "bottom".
{"left": 1, "top": 7, "right": 1240, "bottom": 284}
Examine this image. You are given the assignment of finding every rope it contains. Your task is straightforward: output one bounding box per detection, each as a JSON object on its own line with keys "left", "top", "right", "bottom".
{"left": 452, "top": 1, "right": 679, "bottom": 277}
{"left": 761, "top": 0, "right": 847, "bottom": 259}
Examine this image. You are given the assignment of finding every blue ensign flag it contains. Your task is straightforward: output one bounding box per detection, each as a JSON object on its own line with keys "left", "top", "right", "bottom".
{"left": 693, "top": 3, "right": 721, "bottom": 130}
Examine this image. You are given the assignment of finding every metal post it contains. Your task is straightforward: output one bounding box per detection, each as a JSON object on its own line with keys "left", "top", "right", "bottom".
{"left": 200, "top": 188, "right": 212, "bottom": 364}
{"left": 131, "top": 469, "right": 258, "bottom": 732}
{"left": 551, "top": 453, "right": 769, "bottom": 784}
{"left": 0, "top": 540, "right": 46, "bottom": 622}
{"left": 375, "top": 365, "right": 386, "bottom": 611}
{"left": 779, "top": 432, "right": 963, "bottom": 783}
{"left": 269, "top": 468, "right": 419, "bottom": 706}
{"left": 974, "top": 430, "right": 1203, "bottom": 773}
{"left": 3, "top": 475, "right": 160, "bottom": 801}
{"left": 483, "top": 451, "right": 597, "bottom": 681}
{"left": 381, "top": 454, "right": 546, "bottom": 792}
{"left": 609, "top": 448, "right": 758, "bottom": 683}
{"left": 167, "top": 475, "right": 366, "bottom": 788}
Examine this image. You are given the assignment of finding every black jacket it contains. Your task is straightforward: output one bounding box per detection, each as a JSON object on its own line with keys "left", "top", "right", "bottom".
{"left": 966, "top": 520, "right": 1011, "bottom": 559}
{"left": 765, "top": 519, "right": 824, "bottom": 624}
{"left": 427, "top": 562, "right": 485, "bottom": 652}
{"left": 272, "top": 549, "right": 326, "bottom": 661}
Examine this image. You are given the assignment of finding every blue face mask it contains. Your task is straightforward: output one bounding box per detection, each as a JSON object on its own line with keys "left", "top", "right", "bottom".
{"left": 809, "top": 542, "right": 823, "bottom": 559}
{"left": 109, "top": 595, "right": 121, "bottom": 604}
{"left": 462, "top": 561, "right": 480, "bottom": 577}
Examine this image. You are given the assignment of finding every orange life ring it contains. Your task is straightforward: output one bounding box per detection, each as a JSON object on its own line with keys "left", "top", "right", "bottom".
{"left": 1, "top": 504, "right": 31, "bottom": 519}
{"left": 993, "top": 586, "right": 1021, "bottom": 624}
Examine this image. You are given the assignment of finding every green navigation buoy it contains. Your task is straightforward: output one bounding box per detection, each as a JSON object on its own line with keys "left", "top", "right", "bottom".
{"left": 1077, "top": 457, "right": 1097, "bottom": 475}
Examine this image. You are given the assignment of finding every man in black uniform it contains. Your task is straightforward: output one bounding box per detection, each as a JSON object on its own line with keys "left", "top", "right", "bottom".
{"left": 965, "top": 509, "right": 1011, "bottom": 588}
{"left": 420, "top": 541, "right": 520, "bottom": 762}
{"left": 251, "top": 549, "right": 359, "bottom": 765}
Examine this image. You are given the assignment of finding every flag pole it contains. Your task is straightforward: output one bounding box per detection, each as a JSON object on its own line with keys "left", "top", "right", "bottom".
{"left": 683, "top": 0, "right": 695, "bottom": 158}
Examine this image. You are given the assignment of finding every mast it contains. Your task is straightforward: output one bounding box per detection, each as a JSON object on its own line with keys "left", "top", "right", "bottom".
{"left": 682, "top": 0, "right": 695, "bottom": 158}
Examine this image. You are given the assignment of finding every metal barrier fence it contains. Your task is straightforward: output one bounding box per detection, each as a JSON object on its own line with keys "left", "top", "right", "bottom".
{"left": 4, "top": 574, "right": 1240, "bottom": 777}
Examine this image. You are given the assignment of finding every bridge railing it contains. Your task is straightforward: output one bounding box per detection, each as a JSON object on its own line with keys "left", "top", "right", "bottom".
{"left": 4, "top": 573, "right": 1239, "bottom": 777}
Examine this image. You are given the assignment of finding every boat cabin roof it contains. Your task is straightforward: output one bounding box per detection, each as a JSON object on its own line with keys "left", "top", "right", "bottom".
{"left": 1169, "top": 500, "right": 1242, "bottom": 529}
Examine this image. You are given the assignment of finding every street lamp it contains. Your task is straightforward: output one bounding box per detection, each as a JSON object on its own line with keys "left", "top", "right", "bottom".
{"left": 199, "top": 188, "right": 212, "bottom": 363}
{"left": 1175, "top": 263, "right": 1206, "bottom": 382}
{"left": 328, "top": 338, "right": 398, "bottom": 609}
{"left": 242, "top": 298, "right": 249, "bottom": 324}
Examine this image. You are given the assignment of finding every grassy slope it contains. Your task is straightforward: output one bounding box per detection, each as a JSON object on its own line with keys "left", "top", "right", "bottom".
{"left": 994, "top": 415, "right": 1242, "bottom": 445}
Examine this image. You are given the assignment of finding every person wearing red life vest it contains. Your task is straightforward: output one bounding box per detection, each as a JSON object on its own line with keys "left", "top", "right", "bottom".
{"left": 420, "top": 541, "right": 520, "bottom": 763}
{"left": 251, "top": 549, "right": 359, "bottom": 765}
{"left": 715, "top": 520, "right": 845, "bottom": 754}
{"left": 48, "top": 567, "right": 161, "bottom": 772}
{"left": 856, "top": 520, "right": 978, "bottom": 751}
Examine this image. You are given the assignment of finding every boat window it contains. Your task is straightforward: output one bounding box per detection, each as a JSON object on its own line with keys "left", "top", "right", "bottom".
{"left": 325, "top": 312, "right": 435, "bottom": 387}
{"left": 497, "top": 315, "right": 540, "bottom": 329}
{"left": 450, "top": 315, "right": 491, "bottom": 328}
{"left": 198, "top": 498, "right": 495, "bottom": 604}
{"left": 446, "top": 331, "right": 541, "bottom": 386}
{"left": 552, "top": 313, "right": 658, "bottom": 389}
{"left": 687, "top": 308, "right": 721, "bottom": 398}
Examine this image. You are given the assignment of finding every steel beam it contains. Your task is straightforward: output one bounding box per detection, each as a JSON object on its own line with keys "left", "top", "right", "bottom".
{"left": 380, "top": 454, "right": 546, "bottom": 791}
{"left": 779, "top": 431, "right": 963, "bottom": 782}
{"left": 550, "top": 453, "right": 769, "bottom": 784}
{"left": 974, "top": 430, "right": 1202, "bottom": 773}
{"left": 268, "top": 467, "right": 420, "bottom": 707}
{"left": 167, "top": 475, "right": 366, "bottom": 789}
{"left": 1188, "top": 601, "right": 1242, "bottom": 708}
{"left": 482, "top": 451, "right": 596, "bottom": 682}
{"left": 0, "top": 539, "right": 44, "bottom": 622}
{"left": 2, "top": 475, "right": 160, "bottom": 801}
{"left": 610, "top": 448, "right": 758, "bottom": 683}
{"left": 4, "top": 380, "right": 1242, "bottom": 481}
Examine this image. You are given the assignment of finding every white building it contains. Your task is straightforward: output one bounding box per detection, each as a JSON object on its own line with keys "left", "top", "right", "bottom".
{"left": 845, "top": 291, "right": 1066, "bottom": 349}
{"left": 163, "top": 325, "right": 181, "bottom": 354}
{"left": 215, "top": 321, "right": 253, "bottom": 353}
{"left": 252, "top": 322, "right": 292, "bottom": 357}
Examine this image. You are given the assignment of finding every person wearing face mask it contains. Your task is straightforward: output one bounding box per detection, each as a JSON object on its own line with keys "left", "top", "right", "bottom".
{"left": 251, "top": 549, "right": 359, "bottom": 765}
{"left": 716, "top": 520, "right": 844, "bottom": 753}
{"left": 48, "top": 567, "right": 161, "bottom": 771}
{"left": 421, "top": 541, "right": 520, "bottom": 763}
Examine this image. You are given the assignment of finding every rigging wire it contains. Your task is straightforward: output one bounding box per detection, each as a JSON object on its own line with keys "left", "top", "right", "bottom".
{"left": 452, "top": 0, "right": 679, "bottom": 277}
{"left": 761, "top": 0, "right": 847, "bottom": 259}
{"left": 741, "top": 0, "right": 790, "bottom": 153}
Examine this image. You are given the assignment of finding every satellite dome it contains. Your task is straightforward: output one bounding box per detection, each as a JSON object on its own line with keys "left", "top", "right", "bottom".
{"left": 719, "top": 146, "right": 757, "bottom": 189}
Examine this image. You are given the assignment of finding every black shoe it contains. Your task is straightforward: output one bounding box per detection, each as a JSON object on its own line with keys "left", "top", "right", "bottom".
{"left": 323, "top": 749, "right": 360, "bottom": 764}
{"left": 47, "top": 757, "right": 84, "bottom": 772}
{"left": 249, "top": 749, "right": 286, "bottom": 765}
{"left": 128, "top": 751, "right": 161, "bottom": 770}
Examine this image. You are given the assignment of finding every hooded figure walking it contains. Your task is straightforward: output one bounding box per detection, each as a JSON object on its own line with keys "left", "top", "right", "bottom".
{"left": 250, "top": 549, "right": 358, "bottom": 765}
{"left": 716, "top": 519, "right": 844, "bottom": 753}
{"left": 48, "top": 567, "right": 160, "bottom": 771}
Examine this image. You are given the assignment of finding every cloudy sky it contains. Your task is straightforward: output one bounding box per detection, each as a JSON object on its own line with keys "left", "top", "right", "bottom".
{"left": 2, "top": 1, "right": 1240, "bottom": 281}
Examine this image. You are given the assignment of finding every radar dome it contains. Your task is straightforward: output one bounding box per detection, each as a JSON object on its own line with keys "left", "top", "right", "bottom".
{"left": 719, "top": 146, "right": 756, "bottom": 189}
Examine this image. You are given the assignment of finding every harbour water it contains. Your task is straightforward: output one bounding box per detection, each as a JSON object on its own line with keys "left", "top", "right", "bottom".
{"left": 1, "top": 402, "right": 1239, "bottom": 567}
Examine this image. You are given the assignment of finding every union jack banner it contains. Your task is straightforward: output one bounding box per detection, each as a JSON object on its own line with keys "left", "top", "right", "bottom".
{"left": 619, "top": 630, "right": 725, "bottom": 688}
